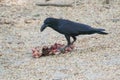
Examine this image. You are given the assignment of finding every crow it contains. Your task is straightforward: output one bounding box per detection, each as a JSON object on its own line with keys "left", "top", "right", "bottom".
{"left": 40, "top": 17, "right": 108, "bottom": 50}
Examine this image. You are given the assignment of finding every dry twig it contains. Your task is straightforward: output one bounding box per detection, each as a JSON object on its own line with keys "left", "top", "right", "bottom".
{"left": 36, "top": 3, "right": 73, "bottom": 7}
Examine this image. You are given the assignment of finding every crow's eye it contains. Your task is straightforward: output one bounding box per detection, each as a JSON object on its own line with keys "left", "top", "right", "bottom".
{"left": 46, "top": 22, "right": 50, "bottom": 24}
{"left": 44, "top": 21, "right": 50, "bottom": 24}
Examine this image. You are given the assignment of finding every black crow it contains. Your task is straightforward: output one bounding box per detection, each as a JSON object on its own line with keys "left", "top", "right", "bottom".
{"left": 40, "top": 17, "right": 108, "bottom": 50}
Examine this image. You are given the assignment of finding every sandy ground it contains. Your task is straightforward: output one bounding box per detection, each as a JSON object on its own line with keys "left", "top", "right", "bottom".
{"left": 0, "top": 0, "right": 120, "bottom": 80}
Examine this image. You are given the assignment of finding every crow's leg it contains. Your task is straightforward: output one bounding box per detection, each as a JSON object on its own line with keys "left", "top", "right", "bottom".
{"left": 59, "top": 35, "right": 71, "bottom": 52}
{"left": 64, "top": 36, "right": 76, "bottom": 50}
{"left": 71, "top": 36, "right": 76, "bottom": 44}
{"left": 65, "top": 35, "right": 71, "bottom": 46}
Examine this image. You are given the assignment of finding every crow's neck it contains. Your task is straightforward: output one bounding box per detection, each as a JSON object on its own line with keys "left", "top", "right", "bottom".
{"left": 51, "top": 25, "right": 59, "bottom": 31}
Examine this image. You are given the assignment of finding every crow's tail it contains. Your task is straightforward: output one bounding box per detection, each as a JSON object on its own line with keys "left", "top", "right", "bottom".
{"left": 95, "top": 28, "right": 108, "bottom": 35}
{"left": 97, "top": 31, "right": 108, "bottom": 35}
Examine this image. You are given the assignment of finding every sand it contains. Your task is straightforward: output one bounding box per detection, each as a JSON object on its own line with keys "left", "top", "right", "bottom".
{"left": 0, "top": 0, "right": 120, "bottom": 80}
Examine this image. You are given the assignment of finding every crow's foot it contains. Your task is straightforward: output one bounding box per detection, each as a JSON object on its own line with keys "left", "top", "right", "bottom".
{"left": 59, "top": 44, "right": 75, "bottom": 53}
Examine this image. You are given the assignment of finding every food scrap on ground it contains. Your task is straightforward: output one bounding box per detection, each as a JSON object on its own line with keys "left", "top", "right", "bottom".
{"left": 32, "top": 43, "right": 74, "bottom": 58}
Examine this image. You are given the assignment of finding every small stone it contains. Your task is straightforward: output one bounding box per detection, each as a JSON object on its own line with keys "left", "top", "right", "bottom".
{"left": 0, "top": 53, "right": 2, "bottom": 56}
{"left": 24, "top": 19, "right": 33, "bottom": 24}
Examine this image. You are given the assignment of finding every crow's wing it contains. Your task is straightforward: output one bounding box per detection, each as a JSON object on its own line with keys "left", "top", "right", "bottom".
{"left": 58, "top": 20, "right": 98, "bottom": 35}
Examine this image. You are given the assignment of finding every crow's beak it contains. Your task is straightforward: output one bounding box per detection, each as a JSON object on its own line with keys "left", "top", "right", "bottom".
{"left": 40, "top": 24, "right": 47, "bottom": 32}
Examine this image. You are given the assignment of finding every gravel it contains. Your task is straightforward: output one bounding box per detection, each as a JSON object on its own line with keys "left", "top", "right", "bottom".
{"left": 0, "top": 0, "right": 120, "bottom": 80}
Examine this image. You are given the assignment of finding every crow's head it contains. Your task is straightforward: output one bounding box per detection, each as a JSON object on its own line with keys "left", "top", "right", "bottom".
{"left": 40, "top": 17, "right": 58, "bottom": 32}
